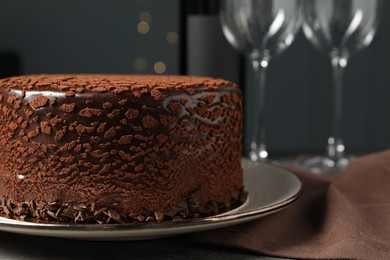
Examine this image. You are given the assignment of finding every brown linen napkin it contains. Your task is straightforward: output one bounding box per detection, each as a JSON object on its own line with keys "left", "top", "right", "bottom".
{"left": 188, "top": 150, "right": 390, "bottom": 259}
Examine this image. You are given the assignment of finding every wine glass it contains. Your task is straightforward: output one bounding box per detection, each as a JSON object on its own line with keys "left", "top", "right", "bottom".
{"left": 300, "top": 0, "right": 382, "bottom": 173}
{"left": 219, "top": 0, "right": 301, "bottom": 161}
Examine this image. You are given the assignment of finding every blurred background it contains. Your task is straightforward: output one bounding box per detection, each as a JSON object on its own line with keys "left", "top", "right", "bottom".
{"left": 0, "top": 0, "right": 389, "bottom": 156}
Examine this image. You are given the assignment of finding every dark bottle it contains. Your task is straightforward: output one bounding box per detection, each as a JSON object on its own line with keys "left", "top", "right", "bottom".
{"left": 179, "top": 0, "right": 244, "bottom": 86}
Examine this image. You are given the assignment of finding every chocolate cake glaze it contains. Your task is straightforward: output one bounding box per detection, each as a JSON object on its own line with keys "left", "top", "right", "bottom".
{"left": 0, "top": 74, "right": 244, "bottom": 223}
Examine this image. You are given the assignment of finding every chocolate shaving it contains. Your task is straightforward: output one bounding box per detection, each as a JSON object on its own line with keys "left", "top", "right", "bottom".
{"left": 0, "top": 188, "right": 246, "bottom": 224}
{"left": 154, "top": 211, "right": 164, "bottom": 222}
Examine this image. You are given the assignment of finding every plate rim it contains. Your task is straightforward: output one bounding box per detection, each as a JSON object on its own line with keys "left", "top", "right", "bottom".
{"left": 0, "top": 159, "right": 302, "bottom": 237}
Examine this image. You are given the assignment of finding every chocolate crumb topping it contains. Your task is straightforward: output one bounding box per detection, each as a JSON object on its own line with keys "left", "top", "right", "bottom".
{"left": 142, "top": 115, "right": 159, "bottom": 128}
{"left": 125, "top": 109, "right": 138, "bottom": 120}
{"left": 118, "top": 135, "right": 133, "bottom": 145}
{"left": 29, "top": 96, "right": 50, "bottom": 109}
{"left": 79, "top": 107, "right": 103, "bottom": 118}
{"left": 40, "top": 121, "right": 52, "bottom": 135}
{"left": 8, "top": 122, "right": 18, "bottom": 131}
{"left": 59, "top": 103, "right": 76, "bottom": 113}
{"left": 103, "top": 102, "right": 112, "bottom": 109}
{"left": 104, "top": 127, "right": 116, "bottom": 139}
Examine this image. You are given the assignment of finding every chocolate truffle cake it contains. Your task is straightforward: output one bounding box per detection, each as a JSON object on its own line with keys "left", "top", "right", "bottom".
{"left": 0, "top": 74, "right": 244, "bottom": 224}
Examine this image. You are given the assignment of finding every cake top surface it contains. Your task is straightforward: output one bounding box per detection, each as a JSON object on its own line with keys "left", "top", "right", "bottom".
{"left": 0, "top": 74, "right": 237, "bottom": 94}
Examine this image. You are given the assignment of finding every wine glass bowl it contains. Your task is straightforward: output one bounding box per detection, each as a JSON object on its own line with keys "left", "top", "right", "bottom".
{"left": 220, "top": 0, "right": 301, "bottom": 59}
{"left": 300, "top": 0, "right": 382, "bottom": 172}
{"left": 219, "top": 0, "right": 301, "bottom": 161}
{"left": 302, "top": 0, "right": 380, "bottom": 58}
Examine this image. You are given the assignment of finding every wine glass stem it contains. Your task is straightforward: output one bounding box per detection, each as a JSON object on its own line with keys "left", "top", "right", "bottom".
{"left": 249, "top": 56, "right": 270, "bottom": 161}
{"left": 327, "top": 54, "right": 348, "bottom": 161}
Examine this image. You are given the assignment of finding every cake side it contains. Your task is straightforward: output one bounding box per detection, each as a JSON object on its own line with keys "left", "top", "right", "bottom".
{"left": 0, "top": 74, "right": 244, "bottom": 223}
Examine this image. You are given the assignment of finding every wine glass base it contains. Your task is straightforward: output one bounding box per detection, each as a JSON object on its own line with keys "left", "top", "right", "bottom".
{"left": 249, "top": 151, "right": 269, "bottom": 162}
{"left": 292, "top": 154, "right": 356, "bottom": 174}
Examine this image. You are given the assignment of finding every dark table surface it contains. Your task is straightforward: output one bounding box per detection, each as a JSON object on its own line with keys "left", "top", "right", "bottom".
{"left": 0, "top": 231, "right": 286, "bottom": 260}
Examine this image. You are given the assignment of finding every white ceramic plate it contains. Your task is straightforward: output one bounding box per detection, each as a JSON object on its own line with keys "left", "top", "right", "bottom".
{"left": 0, "top": 159, "right": 302, "bottom": 241}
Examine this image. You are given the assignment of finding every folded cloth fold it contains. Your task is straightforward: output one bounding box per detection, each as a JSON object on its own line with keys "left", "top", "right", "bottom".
{"left": 188, "top": 150, "right": 390, "bottom": 260}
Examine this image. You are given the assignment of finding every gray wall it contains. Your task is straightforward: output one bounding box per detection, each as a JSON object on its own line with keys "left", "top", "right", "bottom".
{"left": 0, "top": 0, "right": 389, "bottom": 154}
{"left": 0, "top": 0, "right": 179, "bottom": 74}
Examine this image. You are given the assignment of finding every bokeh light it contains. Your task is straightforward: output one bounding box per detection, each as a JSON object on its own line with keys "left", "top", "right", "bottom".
{"left": 154, "top": 61, "right": 166, "bottom": 74}
{"left": 166, "top": 31, "right": 179, "bottom": 44}
{"left": 137, "top": 21, "right": 150, "bottom": 34}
